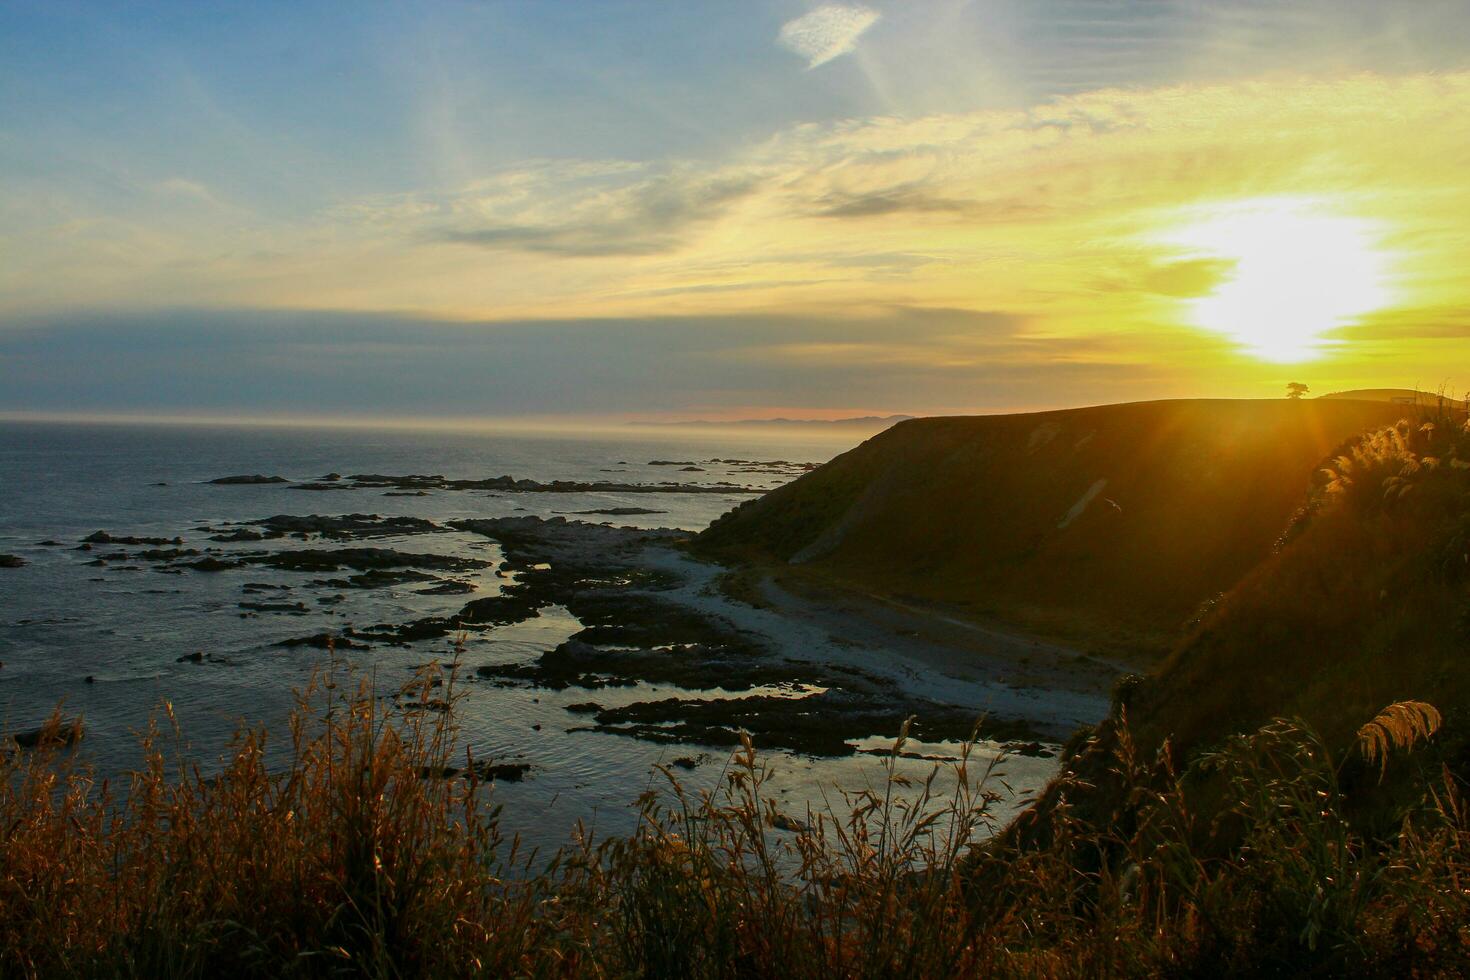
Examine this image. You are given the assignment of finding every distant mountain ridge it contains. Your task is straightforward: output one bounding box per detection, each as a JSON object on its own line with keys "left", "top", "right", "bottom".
{"left": 1319, "top": 387, "right": 1468, "bottom": 409}
{"left": 631, "top": 414, "right": 913, "bottom": 429}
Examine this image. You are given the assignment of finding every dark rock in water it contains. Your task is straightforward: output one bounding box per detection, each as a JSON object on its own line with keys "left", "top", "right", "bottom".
{"left": 13, "top": 717, "right": 83, "bottom": 749}
{"left": 35, "top": 540, "right": 63, "bottom": 547}
{"left": 562, "top": 507, "right": 667, "bottom": 516}
{"left": 350, "top": 616, "right": 455, "bottom": 645}
{"left": 344, "top": 473, "right": 444, "bottom": 490}
{"left": 209, "top": 528, "right": 265, "bottom": 542}
{"left": 770, "top": 813, "right": 809, "bottom": 833}
{"left": 82, "top": 531, "right": 179, "bottom": 546}
{"left": 238, "top": 600, "right": 309, "bottom": 614}
{"left": 578, "top": 690, "right": 1004, "bottom": 757}
{"left": 173, "top": 651, "right": 240, "bottom": 667}
{"left": 185, "top": 557, "right": 242, "bottom": 572}
{"left": 318, "top": 473, "right": 342, "bottom": 482}
{"left": 277, "top": 632, "right": 363, "bottom": 650}
{"left": 478, "top": 762, "right": 532, "bottom": 782}
{"left": 250, "top": 547, "right": 489, "bottom": 574}
{"left": 209, "top": 474, "right": 288, "bottom": 485}
{"left": 477, "top": 635, "right": 797, "bottom": 692}
{"left": 84, "top": 675, "right": 95, "bottom": 683}
{"left": 0, "top": 555, "right": 24, "bottom": 568}
{"left": 220, "top": 469, "right": 763, "bottom": 496}
{"left": 648, "top": 460, "right": 696, "bottom": 466}
{"left": 679, "top": 466, "right": 705, "bottom": 472}
{"left": 312, "top": 569, "right": 440, "bottom": 590}
{"left": 130, "top": 548, "right": 200, "bottom": 562}
{"left": 419, "top": 761, "right": 532, "bottom": 782}
{"left": 383, "top": 490, "right": 429, "bottom": 497}
{"left": 249, "top": 514, "right": 439, "bottom": 539}
{"left": 415, "top": 580, "right": 476, "bottom": 595}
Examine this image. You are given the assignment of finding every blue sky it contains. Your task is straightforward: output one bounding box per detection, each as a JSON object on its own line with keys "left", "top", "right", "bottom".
{"left": 5, "top": 1, "right": 1470, "bottom": 421}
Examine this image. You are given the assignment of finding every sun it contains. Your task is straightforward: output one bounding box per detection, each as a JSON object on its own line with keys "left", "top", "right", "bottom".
{"left": 1157, "top": 197, "right": 1394, "bottom": 363}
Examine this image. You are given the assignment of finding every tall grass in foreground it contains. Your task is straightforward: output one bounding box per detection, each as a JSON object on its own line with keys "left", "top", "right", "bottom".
{"left": 0, "top": 658, "right": 1467, "bottom": 977}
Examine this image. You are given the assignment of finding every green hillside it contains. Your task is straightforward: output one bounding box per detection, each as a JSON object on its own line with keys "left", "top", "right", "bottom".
{"left": 699, "top": 398, "right": 1410, "bottom": 659}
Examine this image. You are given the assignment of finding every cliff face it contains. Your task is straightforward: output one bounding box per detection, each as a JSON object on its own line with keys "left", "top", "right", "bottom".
{"left": 698, "top": 398, "right": 1409, "bottom": 658}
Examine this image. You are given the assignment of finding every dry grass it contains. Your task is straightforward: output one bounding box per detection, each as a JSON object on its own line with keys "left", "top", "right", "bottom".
{"left": 1, "top": 659, "right": 1468, "bottom": 977}
{"left": 0, "top": 654, "right": 565, "bottom": 977}
{"left": 1358, "top": 701, "right": 1443, "bottom": 779}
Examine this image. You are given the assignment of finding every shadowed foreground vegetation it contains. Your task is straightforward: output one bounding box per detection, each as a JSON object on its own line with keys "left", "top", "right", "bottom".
{"left": 0, "top": 666, "right": 1467, "bottom": 977}
{"left": 6, "top": 405, "right": 1470, "bottom": 976}
{"left": 1128, "top": 409, "right": 1470, "bottom": 763}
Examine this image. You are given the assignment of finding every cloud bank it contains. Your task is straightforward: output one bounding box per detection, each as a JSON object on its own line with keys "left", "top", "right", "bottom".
{"left": 0, "top": 306, "right": 1173, "bottom": 420}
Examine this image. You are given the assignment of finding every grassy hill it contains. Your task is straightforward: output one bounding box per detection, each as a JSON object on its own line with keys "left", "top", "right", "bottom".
{"left": 698, "top": 398, "right": 1410, "bottom": 659}
{"left": 1127, "top": 410, "right": 1470, "bottom": 762}
{"left": 1319, "top": 387, "right": 1468, "bottom": 410}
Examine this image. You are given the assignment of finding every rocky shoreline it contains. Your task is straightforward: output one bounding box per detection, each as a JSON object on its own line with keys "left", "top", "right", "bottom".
{"left": 204, "top": 466, "right": 813, "bottom": 496}
{"left": 16, "top": 506, "right": 1112, "bottom": 762}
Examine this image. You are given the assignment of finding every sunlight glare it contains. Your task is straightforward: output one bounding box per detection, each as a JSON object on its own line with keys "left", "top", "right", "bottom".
{"left": 1158, "top": 198, "right": 1394, "bottom": 362}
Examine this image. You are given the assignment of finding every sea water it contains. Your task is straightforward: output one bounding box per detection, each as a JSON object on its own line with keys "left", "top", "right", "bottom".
{"left": 0, "top": 420, "right": 1058, "bottom": 855}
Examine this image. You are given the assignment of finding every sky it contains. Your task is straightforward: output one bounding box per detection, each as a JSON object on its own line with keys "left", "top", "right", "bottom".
{"left": 5, "top": 1, "right": 1470, "bottom": 423}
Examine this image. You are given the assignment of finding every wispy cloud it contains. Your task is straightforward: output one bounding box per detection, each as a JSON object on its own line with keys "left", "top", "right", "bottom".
{"left": 399, "top": 166, "right": 761, "bottom": 257}
{"left": 777, "top": 4, "right": 881, "bottom": 68}
{"left": 809, "top": 187, "right": 973, "bottom": 219}
{"left": 150, "top": 177, "right": 225, "bottom": 208}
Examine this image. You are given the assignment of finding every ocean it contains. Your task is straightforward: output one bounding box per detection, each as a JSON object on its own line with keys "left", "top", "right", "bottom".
{"left": 0, "top": 419, "right": 1058, "bottom": 854}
